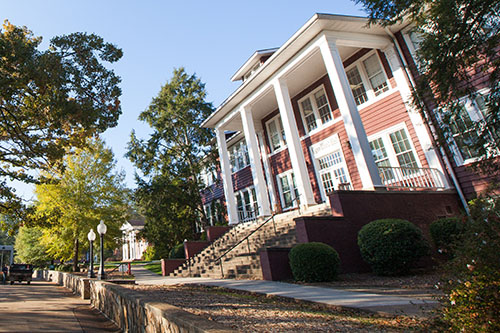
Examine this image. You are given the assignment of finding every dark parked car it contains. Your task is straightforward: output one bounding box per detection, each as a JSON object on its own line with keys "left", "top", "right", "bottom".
{"left": 8, "top": 264, "right": 33, "bottom": 285}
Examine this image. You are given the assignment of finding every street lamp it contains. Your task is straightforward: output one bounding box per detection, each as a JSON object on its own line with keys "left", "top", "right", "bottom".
{"left": 87, "top": 229, "right": 96, "bottom": 278}
{"left": 97, "top": 221, "right": 107, "bottom": 280}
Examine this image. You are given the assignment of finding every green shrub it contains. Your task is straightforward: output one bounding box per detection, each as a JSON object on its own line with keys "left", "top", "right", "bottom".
{"left": 169, "top": 243, "right": 185, "bottom": 259}
{"left": 429, "top": 217, "right": 463, "bottom": 256}
{"left": 288, "top": 242, "right": 340, "bottom": 282}
{"left": 142, "top": 246, "right": 158, "bottom": 261}
{"left": 439, "top": 197, "right": 500, "bottom": 332}
{"left": 357, "top": 219, "right": 429, "bottom": 276}
{"left": 55, "top": 264, "right": 73, "bottom": 272}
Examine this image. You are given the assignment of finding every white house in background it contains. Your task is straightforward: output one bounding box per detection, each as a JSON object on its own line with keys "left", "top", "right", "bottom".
{"left": 121, "top": 219, "right": 148, "bottom": 261}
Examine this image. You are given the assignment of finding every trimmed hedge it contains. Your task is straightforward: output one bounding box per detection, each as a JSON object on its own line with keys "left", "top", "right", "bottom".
{"left": 169, "top": 243, "right": 185, "bottom": 259}
{"left": 288, "top": 242, "right": 340, "bottom": 282}
{"left": 429, "top": 217, "right": 463, "bottom": 256}
{"left": 357, "top": 219, "right": 429, "bottom": 276}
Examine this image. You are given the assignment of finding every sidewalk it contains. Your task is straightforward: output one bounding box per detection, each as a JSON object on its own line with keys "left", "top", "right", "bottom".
{"left": 132, "top": 264, "right": 438, "bottom": 316}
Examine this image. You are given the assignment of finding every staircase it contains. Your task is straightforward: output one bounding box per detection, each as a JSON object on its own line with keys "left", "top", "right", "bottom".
{"left": 169, "top": 203, "right": 331, "bottom": 279}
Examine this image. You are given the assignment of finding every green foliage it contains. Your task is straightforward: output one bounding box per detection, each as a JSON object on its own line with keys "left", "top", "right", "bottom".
{"left": 288, "top": 242, "right": 340, "bottom": 282}
{"left": 127, "top": 68, "right": 216, "bottom": 254}
{"left": 55, "top": 264, "right": 73, "bottom": 272}
{"left": 169, "top": 243, "right": 185, "bottom": 259}
{"left": 0, "top": 227, "right": 14, "bottom": 245}
{"left": 142, "top": 246, "right": 158, "bottom": 261}
{"left": 33, "top": 138, "right": 129, "bottom": 265}
{"left": 0, "top": 21, "right": 122, "bottom": 220}
{"left": 358, "top": 219, "right": 429, "bottom": 276}
{"left": 14, "top": 226, "right": 52, "bottom": 267}
{"left": 430, "top": 217, "right": 464, "bottom": 256}
{"left": 356, "top": 0, "right": 500, "bottom": 175}
{"left": 439, "top": 197, "right": 500, "bottom": 331}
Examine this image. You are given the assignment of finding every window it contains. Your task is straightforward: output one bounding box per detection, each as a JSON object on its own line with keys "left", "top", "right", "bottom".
{"left": 298, "top": 86, "right": 334, "bottom": 133}
{"left": 236, "top": 187, "right": 258, "bottom": 222}
{"left": 229, "top": 140, "right": 250, "bottom": 173}
{"left": 200, "top": 166, "right": 217, "bottom": 187}
{"left": 317, "top": 150, "right": 352, "bottom": 196}
{"left": 266, "top": 115, "right": 286, "bottom": 152}
{"left": 277, "top": 172, "right": 299, "bottom": 209}
{"left": 439, "top": 93, "right": 495, "bottom": 165}
{"left": 345, "top": 52, "right": 390, "bottom": 106}
{"left": 204, "top": 199, "right": 224, "bottom": 227}
{"left": 369, "top": 127, "right": 419, "bottom": 180}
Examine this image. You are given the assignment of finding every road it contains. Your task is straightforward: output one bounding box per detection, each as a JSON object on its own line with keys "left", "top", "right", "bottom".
{"left": 0, "top": 279, "right": 120, "bottom": 332}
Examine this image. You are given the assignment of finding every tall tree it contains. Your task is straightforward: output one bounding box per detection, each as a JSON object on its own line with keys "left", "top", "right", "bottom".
{"left": 14, "top": 226, "right": 52, "bottom": 267}
{"left": 0, "top": 21, "right": 123, "bottom": 220}
{"left": 127, "top": 68, "right": 215, "bottom": 255}
{"left": 356, "top": 0, "right": 500, "bottom": 174}
{"left": 34, "top": 138, "right": 129, "bottom": 271}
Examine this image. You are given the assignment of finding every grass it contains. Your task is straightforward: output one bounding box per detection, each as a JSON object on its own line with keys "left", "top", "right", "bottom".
{"left": 144, "top": 262, "right": 162, "bottom": 275}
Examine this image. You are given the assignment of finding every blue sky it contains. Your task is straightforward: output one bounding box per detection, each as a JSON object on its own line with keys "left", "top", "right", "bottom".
{"left": 1, "top": 0, "right": 364, "bottom": 198}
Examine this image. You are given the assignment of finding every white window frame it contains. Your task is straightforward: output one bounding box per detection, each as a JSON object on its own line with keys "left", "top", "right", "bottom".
{"left": 235, "top": 186, "right": 258, "bottom": 222}
{"left": 276, "top": 170, "right": 300, "bottom": 210}
{"left": 309, "top": 135, "right": 352, "bottom": 202}
{"left": 368, "top": 123, "right": 422, "bottom": 171}
{"left": 200, "top": 166, "right": 217, "bottom": 187}
{"left": 344, "top": 50, "right": 393, "bottom": 109}
{"left": 435, "top": 89, "right": 495, "bottom": 166}
{"left": 265, "top": 114, "right": 287, "bottom": 153}
{"left": 229, "top": 139, "right": 250, "bottom": 173}
{"left": 297, "top": 85, "right": 335, "bottom": 135}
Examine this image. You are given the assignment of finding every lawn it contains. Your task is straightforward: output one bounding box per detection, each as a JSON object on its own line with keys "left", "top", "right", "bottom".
{"left": 144, "top": 262, "right": 162, "bottom": 275}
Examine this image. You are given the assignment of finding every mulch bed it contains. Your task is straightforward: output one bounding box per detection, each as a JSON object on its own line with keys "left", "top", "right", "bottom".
{"left": 123, "top": 273, "right": 439, "bottom": 332}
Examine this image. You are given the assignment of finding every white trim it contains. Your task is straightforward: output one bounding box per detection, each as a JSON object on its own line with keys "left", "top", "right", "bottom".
{"left": 265, "top": 113, "right": 287, "bottom": 153}
{"left": 216, "top": 128, "right": 238, "bottom": 224}
{"left": 276, "top": 170, "right": 299, "bottom": 210}
{"left": 309, "top": 134, "right": 352, "bottom": 202}
{"left": 297, "top": 84, "right": 336, "bottom": 136}
{"left": 368, "top": 122, "right": 422, "bottom": 169}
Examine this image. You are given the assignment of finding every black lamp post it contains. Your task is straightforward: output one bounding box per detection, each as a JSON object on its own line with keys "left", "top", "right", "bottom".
{"left": 87, "top": 229, "right": 96, "bottom": 278}
{"left": 97, "top": 221, "right": 107, "bottom": 280}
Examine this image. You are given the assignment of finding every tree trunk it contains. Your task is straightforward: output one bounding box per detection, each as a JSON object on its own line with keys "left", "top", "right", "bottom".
{"left": 73, "top": 238, "right": 80, "bottom": 272}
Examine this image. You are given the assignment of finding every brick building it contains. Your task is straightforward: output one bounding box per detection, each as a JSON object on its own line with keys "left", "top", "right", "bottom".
{"left": 200, "top": 13, "right": 494, "bottom": 225}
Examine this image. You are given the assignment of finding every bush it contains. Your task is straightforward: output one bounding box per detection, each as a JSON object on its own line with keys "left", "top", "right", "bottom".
{"left": 358, "top": 219, "right": 429, "bottom": 276}
{"left": 169, "top": 243, "right": 185, "bottom": 259}
{"left": 429, "top": 217, "right": 464, "bottom": 256}
{"left": 439, "top": 197, "right": 500, "bottom": 331}
{"left": 55, "top": 264, "right": 73, "bottom": 272}
{"left": 142, "top": 246, "right": 158, "bottom": 261}
{"left": 288, "top": 242, "right": 340, "bottom": 282}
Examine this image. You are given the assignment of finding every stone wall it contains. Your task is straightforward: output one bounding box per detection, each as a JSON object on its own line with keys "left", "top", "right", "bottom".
{"left": 40, "top": 270, "right": 234, "bottom": 333}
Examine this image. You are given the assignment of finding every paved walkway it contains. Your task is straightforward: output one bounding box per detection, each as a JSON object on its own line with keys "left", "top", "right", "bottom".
{"left": 0, "top": 280, "right": 120, "bottom": 332}
{"left": 132, "top": 264, "right": 438, "bottom": 316}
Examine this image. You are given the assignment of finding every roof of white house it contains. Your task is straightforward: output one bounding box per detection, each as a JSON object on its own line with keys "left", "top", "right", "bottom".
{"left": 201, "top": 13, "right": 406, "bottom": 129}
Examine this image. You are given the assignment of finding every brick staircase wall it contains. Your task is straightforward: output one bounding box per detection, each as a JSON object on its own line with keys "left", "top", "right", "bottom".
{"left": 169, "top": 203, "right": 331, "bottom": 280}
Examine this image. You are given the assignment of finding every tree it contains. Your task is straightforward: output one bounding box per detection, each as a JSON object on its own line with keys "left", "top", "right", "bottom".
{"left": 33, "top": 138, "right": 129, "bottom": 271}
{"left": 127, "top": 68, "right": 215, "bottom": 255}
{"left": 14, "top": 226, "right": 52, "bottom": 267}
{"left": 0, "top": 21, "right": 123, "bottom": 220}
{"left": 355, "top": 0, "right": 500, "bottom": 174}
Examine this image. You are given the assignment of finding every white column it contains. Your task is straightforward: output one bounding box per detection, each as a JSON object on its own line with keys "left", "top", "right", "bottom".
{"left": 272, "top": 79, "right": 316, "bottom": 206}
{"left": 216, "top": 127, "right": 239, "bottom": 224}
{"left": 257, "top": 131, "right": 277, "bottom": 211}
{"left": 383, "top": 45, "right": 451, "bottom": 188}
{"left": 240, "top": 106, "right": 272, "bottom": 216}
{"left": 318, "top": 35, "right": 383, "bottom": 190}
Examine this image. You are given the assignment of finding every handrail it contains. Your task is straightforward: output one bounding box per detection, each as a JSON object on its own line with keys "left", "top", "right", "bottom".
{"left": 377, "top": 166, "right": 446, "bottom": 189}
{"left": 214, "top": 213, "right": 276, "bottom": 278}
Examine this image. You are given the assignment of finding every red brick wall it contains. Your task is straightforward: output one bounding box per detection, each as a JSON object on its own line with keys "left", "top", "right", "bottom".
{"left": 231, "top": 166, "right": 253, "bottom": 192}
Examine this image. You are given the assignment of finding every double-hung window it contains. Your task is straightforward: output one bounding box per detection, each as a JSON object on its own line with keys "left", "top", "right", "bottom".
{"left": 277, "top": 171, "right": 299, "bottom": 209}
{"left": 438, "top": 92, "right": 495, "bottom": 165}
{"left": 236, "top": 187, "right": 258, "bottom": 222}
{"left": 369, "top": 127, "right": 419, "bottom": 182}
{"left": 345, "top": 52, "right": 390, "bottom": 106}
{"left": 229, "top": 140, "right": 250, "bottom": 173}
{"left": 298, "top": 86, "right": 334, "bottom": 133}
{"left": 266, "top": 115, "right": 286, "bottom": 152}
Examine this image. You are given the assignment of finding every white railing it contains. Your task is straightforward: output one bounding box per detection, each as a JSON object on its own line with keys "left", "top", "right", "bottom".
{"left": 377, "top": 166, "right": 446, "bottom": 190}
{"left": 238, "top": 205, "right": 259, "bottom": 223}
